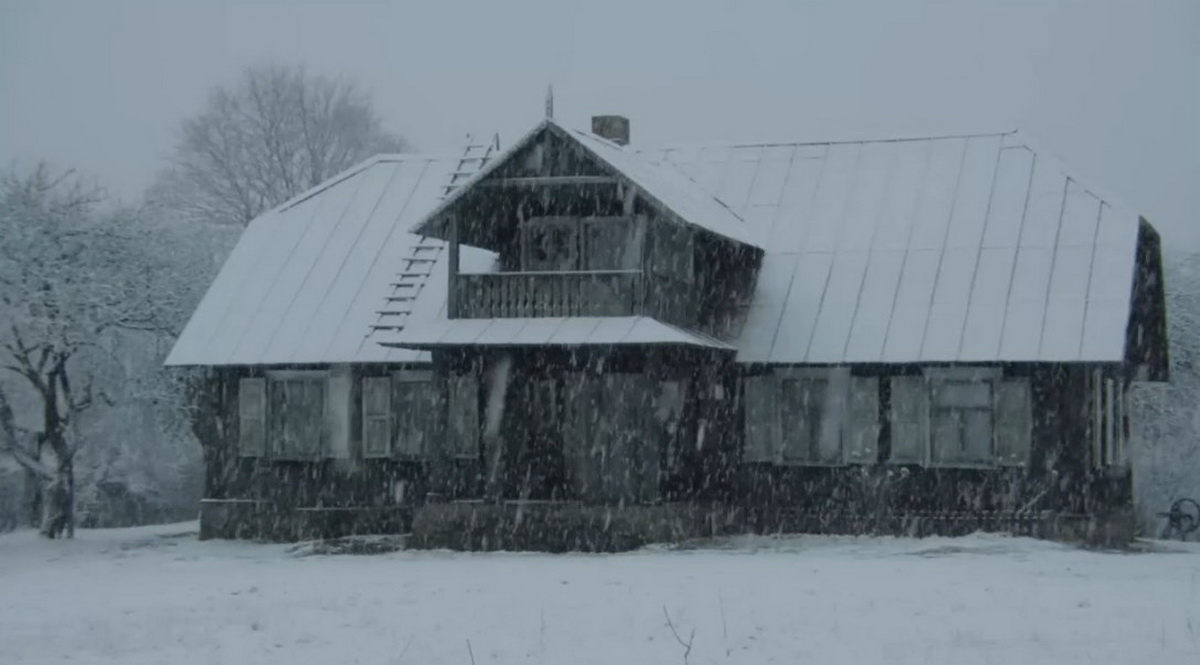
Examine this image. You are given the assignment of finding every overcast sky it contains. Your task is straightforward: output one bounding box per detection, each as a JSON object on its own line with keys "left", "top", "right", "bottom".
{"left": 1, "top": 0, "right": 1196, "bottom": 247}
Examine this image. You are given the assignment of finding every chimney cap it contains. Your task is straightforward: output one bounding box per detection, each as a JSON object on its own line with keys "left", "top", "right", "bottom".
{"left": 591, "top": 115, "right": 630, "bottom": 146}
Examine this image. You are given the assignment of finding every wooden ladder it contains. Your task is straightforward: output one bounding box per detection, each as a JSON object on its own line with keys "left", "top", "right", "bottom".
{"left": 371, "top": 135, "right": 500, "bottom": 333}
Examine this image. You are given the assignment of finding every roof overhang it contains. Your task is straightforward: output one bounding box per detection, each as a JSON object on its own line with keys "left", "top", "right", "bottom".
{"left": 379, "top": 316, "right": 735, "bottom": 351}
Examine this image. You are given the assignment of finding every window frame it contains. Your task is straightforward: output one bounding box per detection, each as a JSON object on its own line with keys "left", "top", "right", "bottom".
{"left": 392, "top": 370, "right": 436, "bottom": 459}
{"left": 361, "top": 371, "right": 437, "bottom": 460}
{"left": 237, "top": 377, "right": 267, "bottom": 458}
{"left": 581, "top": 216, "right": 645, "bottom": 271}
{"left": 743, "top": 367, "right": 873, "bottom": 467}
{"left": 361, "top": 375, "right": 393, "bottom": 459}
{"left": 921, "top": 368, "right": 998, "bottom": 469}
{"left": 521, "top": 217, "right": 580, "bottom": 272}
{"left": 776, "top": 368, "right": 838, "bottom": 465}
{"left": 264, "top": 369, "right": 329, "bottom": 460}
{"left": 927, "top": 374, "right": 995, "bottom": 468}
{"left": 886, "top": 368, "right": 1035, "bottom": 469}
{"left": 1090, "top": 369, "right": 1129, "bottom": 469}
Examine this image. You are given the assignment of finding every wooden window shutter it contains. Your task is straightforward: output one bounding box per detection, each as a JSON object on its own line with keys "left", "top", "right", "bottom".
{"left": 845, "top": 376, "right": 879, "bottom": 464}
{"left": 1104, "top": 377, "right": 1117, "bottom": 466}
{"left": 238, "top": 377, "right": 266, "bottom": 457}
{"left": 995, "top": 379, "right": 1032, "bottom": 466}
{"left": 743, "top": 375, "right": 778, "bottom": 463}
{"left": 362, "top": 376, "right": 392, "bottom": 458}
{"left": 447, "top": 374, "right": 480, "bottom": 459}
{"left": 888, "top": 376, "right": 928, "bottom": 464}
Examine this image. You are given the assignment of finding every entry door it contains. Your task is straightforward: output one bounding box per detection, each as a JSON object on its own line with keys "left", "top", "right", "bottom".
{"left": 510, "top": 377, "right": 567, "bottom": 500}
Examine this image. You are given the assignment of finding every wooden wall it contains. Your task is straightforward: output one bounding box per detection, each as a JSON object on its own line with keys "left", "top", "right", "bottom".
{"left": 734, "top": 364, "right": 1133, "bottom": 533}
{"left": 196, "top": 358, "right": 1133, "bottom": 541}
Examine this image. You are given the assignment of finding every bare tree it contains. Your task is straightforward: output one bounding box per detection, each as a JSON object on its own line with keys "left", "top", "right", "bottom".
{"left": 0, "top": 166, "right": 177, "bottom": 537}
{"left": 150, "top": 63, "right": 408, "bottom": 227}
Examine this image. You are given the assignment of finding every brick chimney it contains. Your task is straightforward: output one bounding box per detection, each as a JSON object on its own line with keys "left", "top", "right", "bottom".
{"left": 591, "top": 115, "right": 630, "bottom": 146}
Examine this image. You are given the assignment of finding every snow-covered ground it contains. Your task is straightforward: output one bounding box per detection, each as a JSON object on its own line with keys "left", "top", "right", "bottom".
{"left": 1, "top": 524, "right": 1198, "bottom": 664}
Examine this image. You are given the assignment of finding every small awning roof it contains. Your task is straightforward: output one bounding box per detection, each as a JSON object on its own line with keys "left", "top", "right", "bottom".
{"left": 380, "top": 316, "right": 735, "bottom": 350}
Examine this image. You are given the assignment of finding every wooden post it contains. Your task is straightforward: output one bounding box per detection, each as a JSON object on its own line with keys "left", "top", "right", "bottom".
{"left": 447, "top": 213, "right": 460, "bottom": 319}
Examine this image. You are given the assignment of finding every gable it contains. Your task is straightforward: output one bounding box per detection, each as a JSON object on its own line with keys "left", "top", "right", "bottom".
{"left": 409, "top": 119, "right": 761, "bottom": 250}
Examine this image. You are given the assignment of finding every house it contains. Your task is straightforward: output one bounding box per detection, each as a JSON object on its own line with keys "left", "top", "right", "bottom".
{"left": 166, "top": 114, "right": 1170, "bottom": 548}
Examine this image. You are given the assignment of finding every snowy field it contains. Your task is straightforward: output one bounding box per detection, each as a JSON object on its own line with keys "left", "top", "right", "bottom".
{"left": 1, "top": 524, "right": 1198, "bottom": 664}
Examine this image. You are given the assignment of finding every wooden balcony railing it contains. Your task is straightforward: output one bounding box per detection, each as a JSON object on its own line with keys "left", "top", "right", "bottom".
{"left": 454, "top": 271, "right": 643, "bottom": 319}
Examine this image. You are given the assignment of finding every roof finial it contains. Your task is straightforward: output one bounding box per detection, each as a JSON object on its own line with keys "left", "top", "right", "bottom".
{"left": 545, "top": 84, "right": 554, "bottom": 119}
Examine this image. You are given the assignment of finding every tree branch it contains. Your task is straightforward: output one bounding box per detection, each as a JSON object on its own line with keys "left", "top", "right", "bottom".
{"left": 0, "top": 386, "right": 52, "bottom": 480}
{"left": 663, "top": 606, "right": 695, "bottom": 665}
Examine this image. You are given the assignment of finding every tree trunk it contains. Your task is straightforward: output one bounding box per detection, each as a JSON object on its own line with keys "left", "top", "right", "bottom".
{"left": 39, "top": 460, "right": 71, "bottom": 539}
{"left": 25, "top": 466, "right": 42, "bottom": 528}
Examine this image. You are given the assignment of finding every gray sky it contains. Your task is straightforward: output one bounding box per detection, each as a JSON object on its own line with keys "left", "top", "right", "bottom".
{"left": 2, "top": 0, "right": 1196, "bottom": 247}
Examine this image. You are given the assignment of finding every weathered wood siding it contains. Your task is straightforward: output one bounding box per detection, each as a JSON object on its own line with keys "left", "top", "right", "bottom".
{"left": 733, "top": 365, "right": 1133, "bottom": 534}
{"left": 197, "top": 357, "right": 1133, "bottom": 543}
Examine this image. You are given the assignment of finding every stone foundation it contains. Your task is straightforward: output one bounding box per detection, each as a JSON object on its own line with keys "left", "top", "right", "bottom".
{"left": 409, "top": 501, "right": 742, "bottom": 552}
{"left": 201, "top": 498, "right": 1135, "bottom": 550}
{"left": 198, "top": 499, "right": 411, "bottom": 542}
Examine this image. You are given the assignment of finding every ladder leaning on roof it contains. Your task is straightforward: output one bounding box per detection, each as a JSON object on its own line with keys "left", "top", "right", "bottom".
{"left": 371, "top": 134, "right": 501, "bottom": 333}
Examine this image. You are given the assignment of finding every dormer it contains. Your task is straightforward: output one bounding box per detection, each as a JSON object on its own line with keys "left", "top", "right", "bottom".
{"left": 410, "top": 118, "right": 764, "bottom": 338}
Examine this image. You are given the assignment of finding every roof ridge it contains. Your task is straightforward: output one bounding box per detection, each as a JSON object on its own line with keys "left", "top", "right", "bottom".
{"left": 641, "top": 128, "right": 1019, "bottom": 153}
{"left": 273, "top": 147, "right": 499, "bottom": 215}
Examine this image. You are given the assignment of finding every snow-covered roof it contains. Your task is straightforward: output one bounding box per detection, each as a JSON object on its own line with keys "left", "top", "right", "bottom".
{"left": 169, "top": 124, "right": 1148, "bottom": 368}
{"left": 165, "top": 152, "right": 477, "bottom": 366}
{"left": 638, "top": 130, "right": 1144, "bottom": 364}
{"left": 384, "top": 316, "right": 735, "bottom": 350}
{"left": 408, "top": 119, "right": 761, "bottom": 249}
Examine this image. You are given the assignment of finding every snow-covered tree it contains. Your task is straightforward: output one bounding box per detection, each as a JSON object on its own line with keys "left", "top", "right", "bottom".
{"left": 1132, "top": 249, "right": 1200, "bottom": 535}
{"left": 149, "top": 62, "right": 408, "bottom": 227}
{"left": 0, "top": 166, "right": 180, "bottom": 537}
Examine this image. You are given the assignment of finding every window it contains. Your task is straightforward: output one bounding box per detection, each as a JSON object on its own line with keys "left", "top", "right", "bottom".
{"left": 363, "top": 372, "right": 437, "bottom": 459}
{"left": 743, "top": 369, "right": 876, "bottom": 465}
{"left": 523, "top": 219, "right": 578, "bottom": 271}
{"left": 1091, "top": 370, "right": 1128, "bottom": 468}
{"left": 394, "top": 372, "right": 436, "bottom": 457}
{"left": 266, "top": 372, "right": 327, "bottom": 458}
{"left": 648, "top": 221, "right": 693, "bottom": 281}
{"left": 780, "top": 377, "right": 834, "bottom": 463}
{"left": 583, "top": 217, "right": 644, "bottom": 270}
{"left": 888, "top": 370, "right": 1032, "bottom": 467}
{"left": 362, "top": 376, "right": 391, "bottom": 458}
{"left": 930, "top": 380, "right": 993, "bottom": 465}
